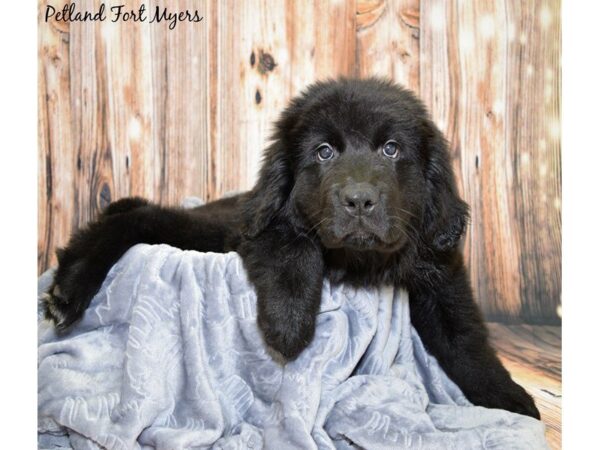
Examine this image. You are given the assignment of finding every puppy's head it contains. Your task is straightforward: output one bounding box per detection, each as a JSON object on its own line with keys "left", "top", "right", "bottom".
{"left": 245, "top": 78, "right": 468, "bottom": 253}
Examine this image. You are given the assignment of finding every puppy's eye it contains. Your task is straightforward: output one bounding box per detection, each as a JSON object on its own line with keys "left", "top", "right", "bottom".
{"left": 316, "top": 144, "right": 335, "bottom": 162}
{"left": 382, "top": 140, "right": 400, "bottom": 159}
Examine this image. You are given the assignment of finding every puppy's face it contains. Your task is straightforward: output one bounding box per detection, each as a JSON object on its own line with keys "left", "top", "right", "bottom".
{"left": 285, "top": 80, "right": 429, "bottom": 252}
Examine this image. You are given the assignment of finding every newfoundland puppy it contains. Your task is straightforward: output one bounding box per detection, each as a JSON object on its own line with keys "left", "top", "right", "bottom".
{"left": 45, "top": 78, "right": 540, "bottom": 419}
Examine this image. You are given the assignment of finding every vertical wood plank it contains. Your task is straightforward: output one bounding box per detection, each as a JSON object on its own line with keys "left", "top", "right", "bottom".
{"left": 39, "top": 0, "right": 76, "bottom": 271}
{"left": 313, "top": 0, "right": 357, "bottom": 78}
{"left": 461, "top": 0, "right": 523, "bottom": 320}
{"left": 505, "top": 0, "right": 561, "bottom": 322}
{"left": 98, "top": 1, "right": 159, "bottom": 205}
{"left": 420, "top": 0, "right": 561, "bottom": 322}
{"left": 98, "top": 0, "right": 212, "bottom": 205}
{"left": 356, "top": 0, "right": 420, "bottom": 92}
{"left": 68, "top": 0, "right": 114, "bottom": 226}
{"left": 210, "top": 0, "right": 357, "bottom": 199}
{"left": 154, "top": 0, "right": 212, "bottom": 204}
{"left": 283, "top": 0, "right": 357, "bottom": 95}
{"left": 209, "top": 0, "right": 287, "bottom": 199}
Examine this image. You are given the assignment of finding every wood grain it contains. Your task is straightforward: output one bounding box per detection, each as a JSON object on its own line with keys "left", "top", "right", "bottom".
{"left": 356, "top": 0, "right": 420, "bottom": 92}
{"left": 488, "top": 323, "right": 562, "bottom": 450}
{"left": 505, "top": 0, "right": 562, "bottom": 323}
{"left": 208, "top": 0, "right": 358, "bottom": 200}
{"left": 39, "top": 0, "right": 77, "bottom": 272}
{"left": 419, "top": 0, "right": 561, "bottom": 324}
{"left": 38, "top": 0, "right": 561, "bottom": 325}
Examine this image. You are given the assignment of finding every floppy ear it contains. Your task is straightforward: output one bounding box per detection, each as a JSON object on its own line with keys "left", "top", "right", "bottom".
{"left": 422, "top": 119, "right": 470, "bottom": 251}
{"left": 242, "top": 140, "right": 293, "bottom": 238}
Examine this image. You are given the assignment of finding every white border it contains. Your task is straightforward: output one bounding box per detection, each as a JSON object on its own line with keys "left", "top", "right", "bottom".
{"left": 0, "top": 1, "right": 37, "bottom": 447}
{"left": 563, "top": 1, "right": 600, "bottom": 448}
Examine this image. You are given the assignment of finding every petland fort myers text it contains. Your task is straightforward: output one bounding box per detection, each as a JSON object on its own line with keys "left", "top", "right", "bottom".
{"left": 44, "top": 3, "right": 203, "bottom": 30}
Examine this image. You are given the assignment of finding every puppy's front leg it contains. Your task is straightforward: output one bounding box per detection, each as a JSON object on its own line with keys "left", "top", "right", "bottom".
{"left": 408, "top": 253, "right": 541, "bottom": 419}
{"left": 239, "top": 228, "right": 324, "bottom": 361}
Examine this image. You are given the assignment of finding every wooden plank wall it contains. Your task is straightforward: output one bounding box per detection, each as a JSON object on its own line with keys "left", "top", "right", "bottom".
{"left": 38, "top": 0, "right": 561, "bottom": 324}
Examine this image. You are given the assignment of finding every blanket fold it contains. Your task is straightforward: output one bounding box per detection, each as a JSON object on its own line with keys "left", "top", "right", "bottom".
{"left": 38, "top": 244, "right": 547, "bottom": 449}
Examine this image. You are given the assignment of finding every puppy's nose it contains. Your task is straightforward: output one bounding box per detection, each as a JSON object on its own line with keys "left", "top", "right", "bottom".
{"left": 340, "top": 183, "right": 380, "bottom": 216}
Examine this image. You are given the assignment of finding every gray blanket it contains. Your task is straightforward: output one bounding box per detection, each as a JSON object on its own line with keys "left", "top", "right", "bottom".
{"left": 38, "top": 244, "right": 548, "bottom": 449}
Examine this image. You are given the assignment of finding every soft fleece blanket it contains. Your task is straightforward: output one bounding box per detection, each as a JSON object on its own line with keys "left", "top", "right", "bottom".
{"left": 38, "top": 244, "right": 548, "bottom": 450}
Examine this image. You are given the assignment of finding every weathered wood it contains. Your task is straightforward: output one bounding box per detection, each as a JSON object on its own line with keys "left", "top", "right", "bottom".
{"left": 39, "top": 0, "right": 213, "bottom": 271}
{"left": 39, "top": 0, "right": 76, "bottom": 272}
{"left": 419, "top": 0, "right": 561, "bottom": 323}
{"left": 505, "top": 0, "right": 562, "bottom": 323}
{"left": 38, "top": 0, "right": 561, "bottom": 326}
{"left": 209, "top": 0, "right": 290, "bottom": 199}
{"left": 152, "top": 0, "right": 212, "bottom": 204}
{"left": 356, "top": 0, "right": 420, "bottom": 92}
{"left": 209, "top": 0, "right": 357, "bottom": 200}
{"left": 488, "top": 323, "right": 562, "bottom": 450}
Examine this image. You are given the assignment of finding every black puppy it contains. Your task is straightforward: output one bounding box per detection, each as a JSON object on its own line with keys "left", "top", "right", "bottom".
{"left": 45, "top": 78, "right": 540, "bottom": 419}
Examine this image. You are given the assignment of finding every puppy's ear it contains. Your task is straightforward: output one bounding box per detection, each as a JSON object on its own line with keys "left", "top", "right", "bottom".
{"left": 422, "top": 119, "right": 469, "bottom": 251}
{"left": 243, "top": 140, "right": 293, "bottom": 238}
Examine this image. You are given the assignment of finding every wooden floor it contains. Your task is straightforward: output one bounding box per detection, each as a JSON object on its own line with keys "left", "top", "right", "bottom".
{"left": 488, "top": 323, "right": 562, "bottom": 449}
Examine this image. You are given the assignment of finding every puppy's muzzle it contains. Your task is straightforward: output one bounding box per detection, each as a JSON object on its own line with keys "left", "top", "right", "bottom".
{"left": 339, "top": 183, "right": 380, "bottom": 217}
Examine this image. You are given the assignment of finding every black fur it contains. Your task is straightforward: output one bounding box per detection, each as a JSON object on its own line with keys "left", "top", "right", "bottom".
{"left": 45, "top": 78, "right": 540, "bottom": 419}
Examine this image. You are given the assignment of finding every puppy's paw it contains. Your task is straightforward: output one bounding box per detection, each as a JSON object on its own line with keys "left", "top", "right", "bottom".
{"left": 43, "top": 284, "right": 79, "bottom": 331}
{"left": 473, "top": 380, "right": 541, "bottom": 419}
{"left": 258, "top": 313, "right": 316, "bottom": 361}
{"left": 44, "top": 253, "right": 101, "bottom": 333}
{"left": 501, "top": 382, "right": 541, "bottom": 419}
